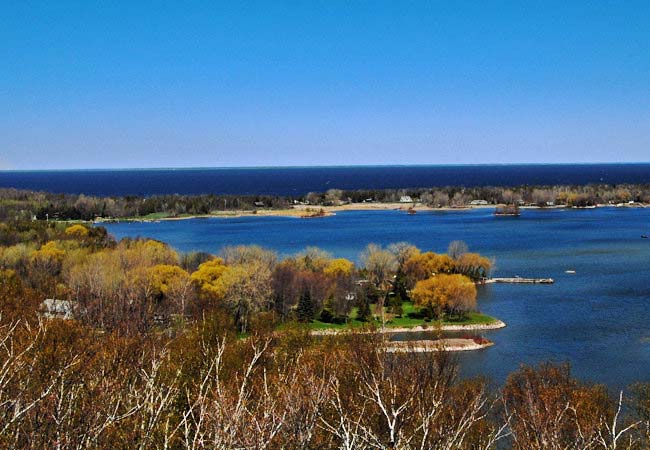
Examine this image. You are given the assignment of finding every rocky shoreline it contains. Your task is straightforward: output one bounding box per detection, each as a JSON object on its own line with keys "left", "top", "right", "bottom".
{"left": 386, "top": 338, "right": 495, "bottom": 353}
{"left": 309, "top": 319, "right": 506, "bottom": 336}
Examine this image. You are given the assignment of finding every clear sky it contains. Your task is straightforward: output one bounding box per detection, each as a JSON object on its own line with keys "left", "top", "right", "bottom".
{"left": 1, "top": 1, "right": 649, "bottom": 169}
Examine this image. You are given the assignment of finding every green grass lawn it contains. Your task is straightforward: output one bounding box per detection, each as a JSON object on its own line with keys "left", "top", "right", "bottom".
{"left": 282, "top": 302, "right": 499, "bottom": 332}
{"left": 141, "top": 212, "right": 173, "bottom": 219}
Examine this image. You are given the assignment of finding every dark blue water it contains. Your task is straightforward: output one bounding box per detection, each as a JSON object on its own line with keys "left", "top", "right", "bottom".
{"left": 3, "top": 164, "right": 650, "bottom": 196}
{"left": 101, "top": 208, "right": 650, "bottom": 388}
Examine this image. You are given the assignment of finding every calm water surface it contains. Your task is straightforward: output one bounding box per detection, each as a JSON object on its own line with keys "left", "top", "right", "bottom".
{"left": 4, "top": 164, "right": 650, "bottom": 196}
{"left": 101, "top": 208, "right": 650, "bottom": 388}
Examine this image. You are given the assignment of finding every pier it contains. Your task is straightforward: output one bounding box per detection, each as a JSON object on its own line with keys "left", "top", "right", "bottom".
{"left": 486, "top": 277, "right": 554, "bottom": 284}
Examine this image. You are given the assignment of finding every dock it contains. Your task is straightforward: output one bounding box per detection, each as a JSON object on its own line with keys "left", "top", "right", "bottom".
{"left": 486, "top": 277, "right": 554, "bottom": 284}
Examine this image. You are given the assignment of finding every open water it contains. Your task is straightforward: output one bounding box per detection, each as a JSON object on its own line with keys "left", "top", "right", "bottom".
{"left": 3, "top": 164, "right": 650, "bottom": 196}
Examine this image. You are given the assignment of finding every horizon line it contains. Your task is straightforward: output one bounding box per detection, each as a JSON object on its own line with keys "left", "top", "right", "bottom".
{"left": 3, "top": 161, "right": 650, "bottom": 172}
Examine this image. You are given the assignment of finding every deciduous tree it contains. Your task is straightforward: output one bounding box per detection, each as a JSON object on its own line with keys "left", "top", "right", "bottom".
{"left": 360, "top": 244, "right": 397, "bottom": 290}
{"left": 411, "top": 274, "right": 476, "bottom": 319}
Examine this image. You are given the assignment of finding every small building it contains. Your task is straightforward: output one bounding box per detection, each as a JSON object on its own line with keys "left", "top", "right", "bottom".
{"left": 399, "top": 196, "right": 413, "bottom": 203}
{"left": 253, "top": 201, "right": 265, "bottom": 207}
{"left": 470, "top": 199, "right": 488, "bottom": 206}
{"left": 495, "top": 204, "right": 521, "bottom": 216}
{"left": 40, "top": 299, "right": 76, "bottom": 320}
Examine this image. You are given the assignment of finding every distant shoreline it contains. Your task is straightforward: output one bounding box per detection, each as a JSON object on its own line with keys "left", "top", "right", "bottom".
{"left": 4, "top": 181, "right": 650, "bottom": 224}
{"left": 93, "top": 202, "right": 648, "bottom": 224}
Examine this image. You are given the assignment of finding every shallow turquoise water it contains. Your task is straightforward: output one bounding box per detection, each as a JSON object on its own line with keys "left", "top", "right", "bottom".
{"left": 101, "top": 208, "right": 650, "bottom": 388}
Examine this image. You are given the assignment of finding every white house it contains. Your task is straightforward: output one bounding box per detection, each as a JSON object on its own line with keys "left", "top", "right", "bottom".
{"left": 40, "top": 299, "right": 76, "bottom": 320}
{"left": 470, "top": 199, "right": 488, "bottom": 206}
{"left": 399, "top": 196, "right": 413, "bottom": 203}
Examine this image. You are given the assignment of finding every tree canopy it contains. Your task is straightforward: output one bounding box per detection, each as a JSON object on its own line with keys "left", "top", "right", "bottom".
{"left": 411, "top": 274, "right": 477, "bottom": 318}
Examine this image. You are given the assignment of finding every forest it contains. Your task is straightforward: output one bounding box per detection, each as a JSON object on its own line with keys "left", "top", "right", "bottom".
{"left": 2, "top": 220, "right": 650, "bottom": 448}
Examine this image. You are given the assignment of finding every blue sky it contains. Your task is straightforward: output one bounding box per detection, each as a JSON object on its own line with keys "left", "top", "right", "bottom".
{"left": 1, "top": 1, "right": 649, "bottom": 169}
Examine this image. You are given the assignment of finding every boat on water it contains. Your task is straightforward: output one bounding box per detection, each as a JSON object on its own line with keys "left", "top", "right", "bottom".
{"left": 642, "top": 235, "right": 649, "bottom": 239}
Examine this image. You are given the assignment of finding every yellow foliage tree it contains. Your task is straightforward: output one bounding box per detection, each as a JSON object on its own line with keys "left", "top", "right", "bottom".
{"left": 0, "top": 243, "right": 36, "bottom": 270}
{"left": 31, "top": 241, "right": 66, "bottom": 274}
{"left": 149, "top": 264, "right": 190, "bottom": 296}
{"left": 411, "top": 274, "right": 477, "bottom": 318}
{"left": 205, "top": 261, "right": 272, "bottom": 332}
{"left": 142, "top": 240, "right": 179, "bottom": 266}
{"left": 148, "top": 264, "right": 191, "bottom": 313}
{"left": 324, "top": 258, "right": 354, "bottom": 277}
{"left": 114, "top": 239, "right": 179, "bottom": 271}
{"left": 403, "top": 252, "right": 455, "bottom": 287}
{"left": 65, "top": 224, "right": 89, "bottom": 238}
{"left": 29, "top": 241, "right": 67, "bottom": 294}
{"left": 191, "top": 258, "right": 228, "bottom": 298}
{"left": 455, "top": 253, "right": 492, "bottom": 281}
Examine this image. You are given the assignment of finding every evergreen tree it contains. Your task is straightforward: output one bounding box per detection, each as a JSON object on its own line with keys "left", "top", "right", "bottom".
{"left": 296, "top": 287, "right": 314, "bottom": 322}
{"left": 366, "top": 283, "right": 380, "bottom": 305}
{"left": 356, "top": 289, "right": 371, "bottom": 322}
{"left": 384, "top": 269, "right": 408, "bottom": 317}
{"left": 394, "top": 269, "right": 410, "bottom": 301}
{"left": 319, "top": 308, "right": 334, "bottom": 323}
{"left": 389, "top": 293, "right": 404, "bottom": 317}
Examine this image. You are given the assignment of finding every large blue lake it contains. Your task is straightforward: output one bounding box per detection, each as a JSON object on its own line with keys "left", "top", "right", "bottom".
{"left": 4, "top": 164, "right": 650, "bottom": 196}
{"left": 101, "top": 208, "right": 650, "bottom": 389}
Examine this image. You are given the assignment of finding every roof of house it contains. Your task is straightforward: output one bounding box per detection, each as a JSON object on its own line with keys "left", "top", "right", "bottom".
{"left": 40, "top": 299, "right": 75, "bottom": 320}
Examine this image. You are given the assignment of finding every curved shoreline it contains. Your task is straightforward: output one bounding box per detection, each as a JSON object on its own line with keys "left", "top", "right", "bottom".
{"left": 309, "top": 319, "right": 506, "bottom": 336}
{"left": 386, "top": 338, "right": 495, "bottom": 353}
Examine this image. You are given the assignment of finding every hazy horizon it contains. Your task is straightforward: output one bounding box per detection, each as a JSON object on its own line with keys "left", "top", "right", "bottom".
{"left": 3, "top": 161, "right": 650, "bottom": 173}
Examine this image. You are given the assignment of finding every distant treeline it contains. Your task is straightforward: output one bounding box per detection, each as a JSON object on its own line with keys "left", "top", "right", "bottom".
{"left": 313, "top": 183, "right": 650, "bottom": 207}
{"left": 0, "top": 188, "right": 293, "bottom": 221}
{"left": 1, "top": 183, "right": 649, "bottom": 221}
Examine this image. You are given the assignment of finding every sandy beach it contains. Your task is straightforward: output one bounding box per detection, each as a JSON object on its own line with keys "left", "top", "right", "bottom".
{"left": 96, "top": 202, "right": 484, "bottom": 223}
